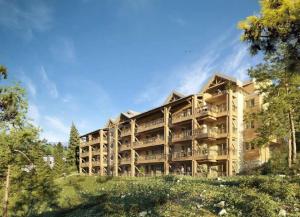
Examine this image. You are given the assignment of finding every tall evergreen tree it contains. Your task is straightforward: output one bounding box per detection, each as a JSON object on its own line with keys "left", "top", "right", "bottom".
{"left": 239, "top": 0, "right": 300, "bottom": 166}
{"left": 53, "top": 142, "right": 65, "bottom": 178}
{"left": 67, "top": 123, "right": 80, "bottom": 172}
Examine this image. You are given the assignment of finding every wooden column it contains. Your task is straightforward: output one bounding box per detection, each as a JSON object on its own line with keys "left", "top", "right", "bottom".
{"left": 88, "top": 135, "right": 92, "bottom": 176}
{"left": 228, "top": 90, "right": 233, "bottom": 176}
{"left": 79, "top": 145, "right": 82, "bottom": 174}
{"left": 130, "top": 119, "right": 136, "bottom": 177}
{"left": 192, "top": 95, "right": 198, "bottom": 176}
{"left": 99, "top": 129, "right": 104, "bottom": 176}
{"left": 113, "top": 125, "right": 119, "bottom": 176}
{"left": 164, "top": 107, "right": 170, "bottom": 175}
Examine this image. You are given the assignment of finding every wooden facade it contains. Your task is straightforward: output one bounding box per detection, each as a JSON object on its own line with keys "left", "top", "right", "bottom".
{"left": 79, "top": 74, "right": 275, "bottom": 177}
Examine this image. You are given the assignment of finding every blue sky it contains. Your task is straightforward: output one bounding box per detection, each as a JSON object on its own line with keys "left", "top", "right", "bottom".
{"left": 0, "top": 0, "right": 261, "bottom": 143}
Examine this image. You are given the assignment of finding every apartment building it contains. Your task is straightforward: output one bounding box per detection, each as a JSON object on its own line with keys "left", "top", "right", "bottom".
{"left": 79, "top": 74, "right": 273, "bottom": 177}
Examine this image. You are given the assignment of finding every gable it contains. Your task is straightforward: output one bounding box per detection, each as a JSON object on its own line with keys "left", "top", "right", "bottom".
{"left": 164, "top": 91, "right": 185, "bottom": 104}
{"left": 200, "top": 73, "right": 238, "bottom": 93}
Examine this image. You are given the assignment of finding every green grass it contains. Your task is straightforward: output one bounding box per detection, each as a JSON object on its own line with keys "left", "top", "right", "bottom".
{"left": 35, "top": 175, "right": 300, "bottom": 217}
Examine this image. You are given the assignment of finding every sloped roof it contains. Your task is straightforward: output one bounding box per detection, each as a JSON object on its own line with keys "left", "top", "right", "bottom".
{"left": 199, "top": 73, "right": 240, "bottom": 93}
{"left": 163, "top": 91, "right": 185, "bottom": 104}
{"left": 121, "top": 110, "right": 140, "bottom": 119}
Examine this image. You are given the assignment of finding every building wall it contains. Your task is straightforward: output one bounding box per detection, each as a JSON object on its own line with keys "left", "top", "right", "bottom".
{"left": 79, "top": 75, "right": 276, "bottom": 177}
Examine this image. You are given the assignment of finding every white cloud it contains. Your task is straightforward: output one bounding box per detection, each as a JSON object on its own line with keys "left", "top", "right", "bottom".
{"left": 44, "top": 116, "right": 69, "bottom": 135}
{"left": 0, "top": 0, "right": 52, "bottom": 40}
{"left": 50, "top": 37, "right": 76, "bottom": 63}
{"left": 28, "top": 103, "right": 40, "bottom": 125}
{"left": 135, "top": 30, "right": 260, "bottom": 107}
{"left": 40, "top": 66, "right": 58, "bottom": 98}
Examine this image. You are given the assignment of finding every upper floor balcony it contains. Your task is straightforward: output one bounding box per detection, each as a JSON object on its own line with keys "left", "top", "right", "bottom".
{"left": 194, "top": 148, "right": 227, "bottom": 161}
{"left": 136, "top": 154, "right": 165, "bottom": 164}
{"left": 81, "top": 162, "right": 89, "bottom": 167}
{"left": 119, "top": 158, "right": 131, "bottom": 165}
{"left": 137, "top": 118, "right": 164, "bottom": 133}
{"left": 172, "top": 130, "right": 192, "bottom": 143}
{"left": 205, "top": 90, "right": 227, "bottom": 103}
{"left": 133, "top": 136, "right": 164, "bottom": 149}
{"left": 92, "top": 160, "right": 100, "bottom": 167}
{"left": 194, "top": 128, "right": 217, "bottom": 140}
{"left": 120, "top": 129, "right": 131, "bottom": 137}
{"left": 171, "top": 109, "right": 192, "bottom": 124}
{"left": 171, "top": 150, "right": 192, "bottom": 161}
{"left": 195, "top": 107, "right": 217, "bottom": 121}
{"left": 119, "top": 143, "right": 131, "bottom": 152}
{"left": 81, "top": 151, "right": 89, "bottom": 157}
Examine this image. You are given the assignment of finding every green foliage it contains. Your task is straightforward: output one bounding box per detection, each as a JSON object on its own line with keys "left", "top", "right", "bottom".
{"left": 238, "top": 0, "right": 300, "bottom": 72}
{"left": 0, "top": 65, "right": 7, "bottom": 80}
{"left": 67, "top": 123, "right": 80, "bottom": 172}
{"left": 53, "top": 142, "right": 66, "bottom": 178}
{"left": 31, "top": 175, "right": 300, "bottom": 217}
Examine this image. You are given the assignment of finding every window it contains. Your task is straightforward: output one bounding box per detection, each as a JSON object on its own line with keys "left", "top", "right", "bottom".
{"left": 244, "top": 142, "right": 256, "bottom": 151}
{"left": 246, "top": 98, "right": 255, "bottom": 108}
{"left": 245, "top": 120, "right": 255, "bottom": 129}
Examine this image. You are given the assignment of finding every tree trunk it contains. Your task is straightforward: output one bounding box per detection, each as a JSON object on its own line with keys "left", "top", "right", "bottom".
{"left": 288, "top": 110, "right": 297, "bottom": 164}
{"left": 2, "top": 165, "right": 10, "bottom": 217}
{"left": 288, "top": 138, "right": 292, "bottom": 168}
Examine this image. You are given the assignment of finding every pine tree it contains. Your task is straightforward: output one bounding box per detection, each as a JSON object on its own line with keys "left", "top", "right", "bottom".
{"left": 67, "top": 123, "right": 80, "bottom": 172}
{"left": 53, "top": 142, "right": 65, "bottom": 178}
{"left": 246, "top": 45, "right": 300, "bottom": 167}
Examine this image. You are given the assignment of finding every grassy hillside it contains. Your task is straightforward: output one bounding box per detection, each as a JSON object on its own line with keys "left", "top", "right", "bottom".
{"left": 34, "top": 175, "right": 300, "bottom": 217}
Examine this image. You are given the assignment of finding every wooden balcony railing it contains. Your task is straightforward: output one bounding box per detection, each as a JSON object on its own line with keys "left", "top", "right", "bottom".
{"left": 81, "top": 162, "right": 89, "bottom": 167}
{"left": 119, "top": 144, "right": 131, "bottom": 151}
{"left": 136, "top": 154, "right": 164, "bottom": 163}
{"left": 81, "top": 151, "right": 89, "bottom": 157}
{"left": 172, "top": 110, "right": 192, "bottom": 124}
{"left": 193, "top": 129, "right": 218, "bottom": 139}
{"left": 195, "top": 107, "right": 217, "bottom": 119}
{"left": 172, "top": 130, "right": 192, "bottom": 142}
{"left": 88, "top": 138, "right": 100, "bottom": 145}
{"left": 119, "top": 158, "right": 131, "bottom": 165}
{"left": 120, "top": 129, "right": 131, "bottom": 137}
{"left": 194, "top": 149, "right": 227, "bottom": 161}
{"left": 133, "top": 137, "right": 164, "bottom": 148}
{"left": 137, "top": 118, "right": 164, "bottom": 133}
{"left": 92, "top": 160, "right": 100, "bottom": 166}
{"left": 171, "top": 151, "right": 192, "bottom": 160}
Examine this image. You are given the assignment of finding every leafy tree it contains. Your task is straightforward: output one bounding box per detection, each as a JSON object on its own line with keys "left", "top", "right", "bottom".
{"left": 67, "top": 123, "right": 80, "bottom": 172}
{"left": 53, "top": 142, "right": 65, "bottom": 178}
{"left": 0, "top": 65, "right": 7, "bottom": 80}
{"left": 238, "top": 0, "right": 300, "bottom": 72}
{"left": 239, "top": 0, "right": 300, "bottom": 166}
{"left": 0, "top": 66, "right": 59, "bottom": 217}
{"left": 246, "top": 45, "right": 300, "bottom": 167}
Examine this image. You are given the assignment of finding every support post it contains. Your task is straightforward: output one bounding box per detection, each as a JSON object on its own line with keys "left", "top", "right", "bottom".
{"left": 192, "top": 95, "right": 198, "bottom": 176}
{"left": 228, "top": 90, "right": 233, "bottom": 176}
{"left": 164, "top": 107, "right": 170, "bottom": 175}
{"left": 113, "top": 125, "right": 119, "bottom": 176}
{"left": 88, "top": 135, "right": 92, "bottom": 176}
{"left": 99, "top": 129, "right": 104, "bottom": 176}
{"left": 130, "top": 119, "right": 136, "bottom": 177}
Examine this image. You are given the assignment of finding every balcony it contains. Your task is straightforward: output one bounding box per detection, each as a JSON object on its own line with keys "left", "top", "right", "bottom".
{"left": 195, "top": 107, "right": 217, "bottom": 121}
{"left": 194, "top": 150, "right": 218, "bottom": 162}
{"left": 119, "top": 158, "right": 131, "bottom": 165}
{"left": 136, "top": 154, "right": 165, "bottom": 164}
{"left": 137, "top": 118, "right": 164, "bottom": 133}
{"left": 81, "top": 151, "right": 89, "bottom": 157}
{"left": 205, "top": 90, "right": 227, "bottom": 103}
{"left": 171, "top": 151, "right": 192, "bottom": 161}
{"left": 92, "top": 160, "right": 100, "bottom": 166}
{"left": 172, "top": 110, "right": 192, "bottom": 124}
{"left": 120, "top": 129, "right": 131, "bottom": 137}
{"left": 92, "top": 149, "right": 100, "bottom": 155}
{"left": 172, "top": 130, "right": 192, "bottom": 143}
{"left": 89, "top": 138, "right": 100, "bottom": 145}
{"left": 133, "top": 137, "right": 164, "bottom": 149}
{"left": 81, "top": 162, "right": 89, "bottom": 167}
{"left": 119, "top": 143, "right": 131, "bottom": 151}
{"left": 193, "top": 129, "right": 217, "bottom": 140}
